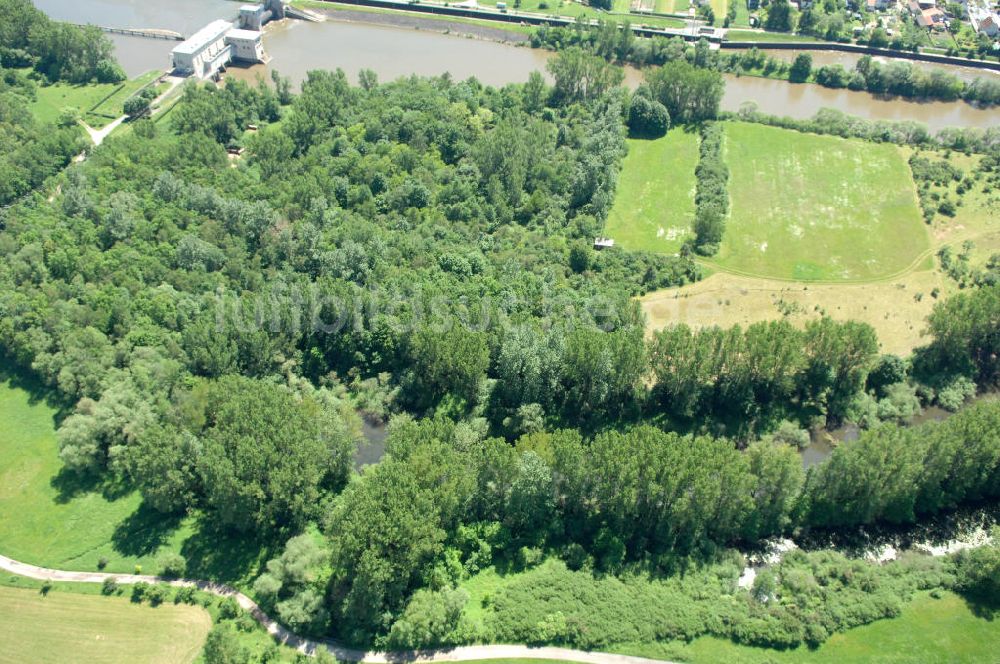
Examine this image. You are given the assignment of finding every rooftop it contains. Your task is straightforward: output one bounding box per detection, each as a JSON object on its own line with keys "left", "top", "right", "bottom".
{"left": 226, "top": 28, "right": 263, "bottom": 41}
{"left": 172, "top": 19, "right": 234, "bottom": 55}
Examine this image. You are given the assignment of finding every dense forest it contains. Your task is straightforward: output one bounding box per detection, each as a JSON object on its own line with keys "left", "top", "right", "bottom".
{"left": 2, "top": 15, "right": 1000, "bottom": 655}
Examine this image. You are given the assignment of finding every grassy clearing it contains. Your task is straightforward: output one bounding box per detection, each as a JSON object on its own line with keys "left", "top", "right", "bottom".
{"left": 639, "top": 142, "right": 995, "bottom": 355}
{"left": 640, "top": 269, "right": 953, "bottom": 356}
{"left": 711, "top": 122, "right": 927, "bottom": 282}
{"left": 0, "top": 372, "right": 269, "bottom": 586}
{"left": 614, "top": 591, "right": 1000, "bottom": 663}
{"left": 0, "top": 584, "right": 210, "bottom": 664}
{"left": 604, "top": 129, "right": 700, "bottom": 254}
{"left": 30, "top": 71, "right": 160, "bottom": 129}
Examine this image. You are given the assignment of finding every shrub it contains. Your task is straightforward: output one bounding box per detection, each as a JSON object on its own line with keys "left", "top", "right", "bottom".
{"left": 131, "top": 582, "right": 149, "bottom": 603}
{"left": 935, "top": 375, "right": 976, "bottom": 411}
{"left": 101, "top": 577, "right": 118, "bottom": 595}
{"left": 174, "top": 586, "right": 197, "bottom": 604}
{"left": 145, "top": 584, "right": 166, "bottom": 606}
{"left": 159, "top": 553, "right": 186, "bottom": 578}
{"left": 217, "top": 596, "right": 241, "bottom": 621}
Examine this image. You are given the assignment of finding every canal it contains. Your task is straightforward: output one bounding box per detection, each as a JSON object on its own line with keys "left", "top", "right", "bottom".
{"left": 34, "top": 0, "right": 999, "bottom": 131}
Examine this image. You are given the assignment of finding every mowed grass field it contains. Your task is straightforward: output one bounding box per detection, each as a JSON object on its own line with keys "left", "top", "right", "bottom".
{"left": 0, "top": 375, "right": 267, "bottom": 583}
{"left": 30, "top": 70, "right": 160, "bottom": 129}
{"left": 640, "top": 267, "right": 949, "bottom": 356}
{"left": 711, "top": 122, "right": 928, "bottom": 282}
{"left": 604, "top": 130, "right": 700, "bottom": 255}
{"left": 617, "top": 591, "right": 1000, "bottom": 663}
{"left": 0, "top": 585, "right": 210, "bottom": 664}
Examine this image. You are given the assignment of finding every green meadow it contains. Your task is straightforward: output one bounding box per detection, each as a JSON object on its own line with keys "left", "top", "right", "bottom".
{"left": 604, "top": 129, "right": 700, "bottom": 255}
{"left": 0, "top": 372, "right": 268, "bottom": 585}
{"left": 711, "top": 122, "right": 928, "bottom": 282}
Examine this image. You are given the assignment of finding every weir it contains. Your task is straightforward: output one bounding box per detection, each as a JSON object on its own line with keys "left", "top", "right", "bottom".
{"left": 69, "top": 24, "right": 184, "bottom": 41}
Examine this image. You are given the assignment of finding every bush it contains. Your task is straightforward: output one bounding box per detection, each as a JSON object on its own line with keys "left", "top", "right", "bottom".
{"left": 131, "top": 582, "right": 149, "bottom": 603}
{"left": 769, "top": 420, "right": 811, "bottom": 449}
{"left": 217, "top": 596, "right": 241, "bottom": 621}
{"left": 145, "top": 584, "right": 166, "bottom": 606}
{"left": 97, "top": 556, "right": 109, "bottom": 570}
{"left": 101, "top": 577, "right": 118, "bottom": 595}
{"left": 935, "top": 375, "right": 976, "bottom": 411}
{"left": 159, "top": 553, "right": 186, "bottom": 578}
{"left": 174, "top": 585, "right": 197, "bottom": 604}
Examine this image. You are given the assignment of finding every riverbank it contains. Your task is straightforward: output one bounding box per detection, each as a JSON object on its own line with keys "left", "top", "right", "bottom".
{"left": 294, "top": 0, "right": 534, "bottom": 42}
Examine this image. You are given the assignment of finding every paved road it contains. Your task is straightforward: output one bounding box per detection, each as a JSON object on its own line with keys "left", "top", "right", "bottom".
{"left": 0, "top": 554, "right": 674, "bottom": 664}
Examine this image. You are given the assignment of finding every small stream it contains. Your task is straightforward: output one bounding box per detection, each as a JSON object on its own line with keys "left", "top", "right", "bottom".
{"left": 800, "top": 399, "right": 978, "bottom": 469}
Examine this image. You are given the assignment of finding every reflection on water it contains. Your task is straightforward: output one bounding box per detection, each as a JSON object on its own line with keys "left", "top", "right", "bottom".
{"left": 720, "top": 73, "right": 1000, "bottom": 132}
{"left": 227, "top": 18, "right": 554, "bottom": 89}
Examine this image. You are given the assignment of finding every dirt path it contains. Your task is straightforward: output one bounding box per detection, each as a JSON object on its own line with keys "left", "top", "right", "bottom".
{"left": 0, "top": 553, "right": 674, "bottom": 664}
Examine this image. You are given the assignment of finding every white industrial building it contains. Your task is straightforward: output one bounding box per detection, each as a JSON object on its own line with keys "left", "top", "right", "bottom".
{"left": 171, "top": 20, "right": 237, "bottom": 79}
{"left": 226, "top": 28, "right": 267, "bottom": 63}
{"left": 171, "top": 20, "right": 268, "bottom": 79}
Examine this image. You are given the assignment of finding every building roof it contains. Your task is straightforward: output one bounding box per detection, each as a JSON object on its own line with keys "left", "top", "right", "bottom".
{"left": 226, "top": 28, "right": 263, "bottom": 41}
{"left": 172, "top": 19, "right": 234, "bottom": 55}
{"left": 240, "top": 3, "right": 262, "bottom": 10}
{"left": 917, "top": 7, "right": 945, "bottom": 24}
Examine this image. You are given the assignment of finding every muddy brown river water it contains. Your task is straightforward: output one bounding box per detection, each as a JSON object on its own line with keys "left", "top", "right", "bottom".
{"left": 34, "top": 0, "right": 1000, "bottom": 131}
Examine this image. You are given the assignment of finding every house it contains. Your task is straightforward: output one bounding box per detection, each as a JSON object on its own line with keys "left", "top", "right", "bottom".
{"left": 594, "top": 238, "right": 615, "bottom": 249}
{"left": 980, "top": 13, "right": 1000, "bottom": 34}
{"left": 916, "top": 0, "right": 936, "bottom": 7}
{"left": 866, "top": 0, "right": 891, "bottom": 10}
{"left": 969, "top": 4, "right": 1000, "bottom": 34}
{"left": 917, "top": 6, "right": 947, "bottom": 26}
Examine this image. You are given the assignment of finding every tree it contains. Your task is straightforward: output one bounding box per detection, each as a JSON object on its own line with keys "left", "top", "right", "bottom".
{"left": 627, "top": 94, "right": 670, "bottom": 138}
{"left": 645, "top": 60, "right": 724, "bottom": 124}
{"left": 123, "top": 95, "right": 151, "bottom": 118}
{"left": 387, "top": 588, "right": 469, "bottom": 649}
{"left": 953, "top": 530, "right": 1000, "bottom": 602}
{"left": 405, "top": 326, "right": 490, "bottom": 411}
{"left": 202, "top": 625, "right": 248, "bottom": 664}
{"left": 546, "top": 47, "right": 625, "bottom": 104}
{"left": 766, "top": 0, "right": 794, "bottom": 31}
{"left": 193, "top": 377, "right": 355, "bottom": 531}
{"left": 789, "top": 53, "right": 812, "bottom": 83}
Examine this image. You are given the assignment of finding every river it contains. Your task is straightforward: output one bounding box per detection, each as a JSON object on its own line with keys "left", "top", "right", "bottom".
{"left": 33, "top": 0, "right": 999, "bottom": 130}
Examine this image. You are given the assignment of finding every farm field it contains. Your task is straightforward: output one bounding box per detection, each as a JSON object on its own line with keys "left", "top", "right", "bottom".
{"left": 615, "top": 591, "right": 1000, "bottom": 664}
{"left": 604, "top": 130, "right": 700, "bottom": 255}
{"left": 0, "top": 373, "right": 267, "bottom": 584}
{"left": 0, "top": 584, "right": 210, "bottom": 664}
{"left": 711, "top": 122, "right": 928, "bottom": 282}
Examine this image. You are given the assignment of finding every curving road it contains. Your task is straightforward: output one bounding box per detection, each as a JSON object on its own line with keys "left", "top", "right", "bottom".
{"left": 0, "top": 554, "right": 673, "bottom": 664}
